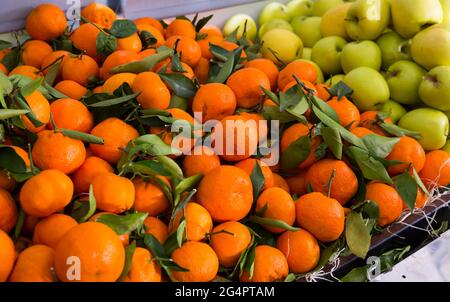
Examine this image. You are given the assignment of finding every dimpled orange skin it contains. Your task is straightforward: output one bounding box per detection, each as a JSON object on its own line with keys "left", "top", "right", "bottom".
{"left": 276, "top": 229, "right": 320, "bottom": 274}
{"left": 22, "top": 40, "right": 53, "bottom": 68}
{"left": 70, "top": 23, "right": 100, "bottom": 58}
{"left": 256, "top": 187, "right": 296, "bottom": 233}
{"left": 245, "top": 58, "right": 280, "bottom": 91}
{"left": 165, "top": 36, "right": 202, "bottom": 67}
{"left": 182, "top": 146, "right": 221, "bottom": 178}
{"left": 0, "top": 229, "right": 15, "bottom": 282}
{"left": 132, "top": 72, "right": 171, "bottom": 110}
{"left": 134, "top": 17, "right": 165, "bottom": 35}
{"left": 92, "top": 173, "right": 135, "bottom": 214}
{"left": 81, "top": 2, "right": 116, "bottom": 29}
{"left": 90, "top": 117, "right": 139, "bottom": 164}
{"left": 359, "top": 111, "right": 393, "bottom": 136}
{"left": 9, "top": 65, "right": 43, "bottom": 79}
{"left": 386, "top": 136, "right": 426, "bottom": 176}
{"left": 171, "top": 202, "right": 213, "bottom": 242}
{"left": 194, "top": 57, "right": 210, "bottom": 84}
{"left": 192, "top": 83, "right": 237, "bottom": 122}
{"left": 165, "top": 19, "right": 196, "bottom": 40}
{"left": 32, "top": 214, "right": 78, "bottom": 250}
{"left": 49, "top": 98, "right": 94, "bottom": 133}
{"left": 351, "top": 127, "right": 375, "bottom": 138}
{"left": 235, "top": 158, "right": 274, "bottom": 190}
{"left": 197, "top": 35, "right": 223, "bottom": 60}
{"left": 226, "top": 67, "right": 271, "bottom": 109}
{"left": 116, "top": 33, "right": 142, "bottom": 53}
{"left": 40, "top": 50, "right": 70, "bottom": 77}
{"left": 295, "top": 192, "right": 345, "bottom": 242}
{"left": 278, "top": 60, "right": 318, "bottom": 91}
{"left": 365, "top": 183, "right": 403, "bottom": 227}
{"left": 19, "top": 169, "right": 74, "bottom": 218}
{"left": 170, "top": 241, "right": 219, "bottom": 282}
{"left": 0, "top": 187, "right": 18, "bottom": 233}
{"left": 305, "top": 159, "right": 359, "bottom": 205}
{"left": 54, "top": 80, "right": 87, "bottom": 100}
{"left": 327, "top": 96, "right": 361, "bottom": 129}
{"left": 32, "top": 130, "right": 86, "bottom": 174}
{"left": 240, "top": 245, "right": 289, "bottom": 282}
{"left": 285, "top": 170, "right": 308, "bottom": 196}
{"left": 419, "top": 150, "right": 450, "bottom": 188}
{"left": 197, "top": 166, "right": 253, "bottom": 222}
{"left": 133, "top": 177, "right": 171, "bottom": 216}
{"left": 272, "top": 173, "right": 291, "bottom": 193}
{"left": 21, "top": 90, "right": 50, "bottom": 133}
{"left": 100, "top": 50, "right": 141, "bottom": 80}
{"left": 124, "top": 247, "right": 162, "bottom": 282}
{"left": 71, "top": 156, "right": 114, "bottom": 194}
{"left": 62, "top": 55, "right": 99, "bottom": 86}
{"left": 144, "top": 216, "right": 169, "bottom": 244}
{"left": 9, "top": 245, "right": 55, "bottom": 282}
{"left": 25, "top": 4, "right": 67, "bottom": 41}
{"left": 210, "top": 221, "right": 251, "bottom": 268}
{"left": 55, "top": 222, "right": 125, "bottom": 282}
{"left": 136, "top": 24, "right": 166, "bottom": 47}
{"left": 102, "top": 73, "right": 137, "bottom": 94}
{"left": 316, "top": 83, "right": 331, "bottom": 101}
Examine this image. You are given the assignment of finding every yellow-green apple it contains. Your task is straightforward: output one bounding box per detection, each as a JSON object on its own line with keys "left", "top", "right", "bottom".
{"left": 391, "top": 0, "right": 443, "bottom": 39}
{"left": 326, "top": 74, "right": 346, "bottom": 85}
{"left": 345, "top": 0, "right": 390, "bottom": 41}
{"left": 376, "top": 31, "right": 412, "bottom": 69}
{"left": 286, "top": 0, "right": 314, "bottom": 18}
{"left": 291, "top": 16, "right": 323, "bottom": 48}
{"left": 259, "top": 2, "right": 290, "bottom": 25}
{"left": 258, "top": 19, "right": 294, "bottom": 38}
{"left": 311, "top": 36, "right": 347, "bottom": 75}
{"left": 442, "top": 0, "right": 450, "bottom": 25}
{"left": 411, "top": 25, "right": 450, "bottom": 70}
{"left": 419, "top": 66, "right": 450, "bottom": 111}
{"left": 261, "top": 29, "right": 303, "bottom": 63}
{"left": 223, "top": 14, "right": 257, "bottom": 40}
{"left": 343, "top": 67, "right": 390, "bottom": 110}
{"left": 320, "top": 3, "right": 352, "bottom": 39}
{"left": 301, "top": 47, "right": 312, "bottom": 60}
{"left": 375, "top": 100, "right": 407, "bottom": 123}
{"left": 399, "top": 108, "right": 449, "bottom": 150}
{"left": 340, "top": 40, "right": 382, "bottom": 73}
{"left": 313, "top": 0, "right": 344, "bottom": 16}
{"left": 385, "top": 60, "right": 426, "bottom": 105}
{"left": 296, "top": 59, "right": 325, "bottom": 83}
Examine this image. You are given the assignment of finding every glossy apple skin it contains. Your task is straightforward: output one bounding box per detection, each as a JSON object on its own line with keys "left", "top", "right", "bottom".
{"left": 376, "top": 31, "right": 412, "bottom": 70}
{"left": 259, "top": 2, "right": 290, "bottom": 25}
{"left": 301, "top": 47, "right": 312, "bottom": 60}
{"left": 261, "top": 29, "right": 303, "bottom": 64}
{"left": 291, "top": 16, "right": 323, "bottom": 48}
{"left": 287, "top": 0, "right": 314, "bottom": 18}
{"left": 259, "top": 18, "right": 293, "bottom": 38}
{"left": 320, "top": 3, "right": 352, "bottom": 40}
{"left": 223, "top": 14, "right": 258, "bottom": 41}
{"left": 399, "top": 108, "right": 449, "bottom": 151}
{"left": 311, "top": 36, "right": 347, "bottom": 75}
{"left": 312, "top": 0, "right": 344, "bottom": 16}
{"left": 391, "top": 0, "right": 443, "bottom": 39}
{"left": 375, "top": 100, "right": 407, "bottom": 123}
{"left": 411, "top": 25, "right": 450, "bottom": 70}
{"left": 340, "top": 40, "right": 382, "bottom": 74}
{"left": 343, "top": 67, "right": 390, "bottom": 111}
{"left": 385, "top": 60, "right": 426, "bottom": 106}
{"left": 345, "top": 0, "right": 390, "bottom": 41}
{"left": 419, "top": 66, "right": 450, "bottom": 111}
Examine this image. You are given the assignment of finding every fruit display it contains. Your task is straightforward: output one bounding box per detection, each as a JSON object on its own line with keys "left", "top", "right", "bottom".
{"left": 0, "top": 0, "right": 449, "bottom": 283}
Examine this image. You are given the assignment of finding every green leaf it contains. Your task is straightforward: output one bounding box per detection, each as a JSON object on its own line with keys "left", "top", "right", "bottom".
{"left": 394, "top": 172, "right": 418, "bottom": 213}
{"left": 110, "top": 49, "right": 173, "bottom": 74}
{"left": 170, "top": 53, "right": 186, "bottom": 73}
{"left": 60, "top": 129, "right": 104, "bottom": 144}
{"left": 157, "top": 155, "right": 184, "bottom": 179}
{"left": 118, "top": 241, "right": 136, "bottom": 282}
{"left": 0, "top": 72, "right": 13, "bottom": 96}
{"left": 284, "top": 273, "right": 297, "bottom": 282}
{"left": 133, "top": 134, "right": 176, "bottom": 155}
{"left": 328, "top": 81, "right": 353, "bottom": 100}
{"left": 207, "top": 53, "right": 235, "bottom": 83}
{"left": 379, "top": 246, "right": 410, "bottom": 273}
{"left": 346, "top": 211, "right": 371, "bottom": 259}
{"left": 96, "top": 31, "right": 117, "bottom": 56}
{"left": 174, "top": 174, "right": 203, "bottom": 196}
{"left": 0, "top": 109, "right": 29, "bottom": 120}
{"left": 96, "top": 212, "right": 148, "bottom": 235}
{"left": 279, "top": 84, "right": 305, "bottom": 111}
{"left": 20, "top": 77, "right": 43, "bottom": 97}
{"left": 43, "top": 82, "right": 69, "bottom": 99}
{"left": 280, "top": 135, "right": 311, "bottom": 172}
{"left": 260, "top": 85, "right": 279, "bottom": 105}
{"left": 361, "top": 201, "right": 380, "bottom": 221}
{"left": 79, "top": 185, "right": 97, "bottom": 222}
{"left": 311, "top": 95, "right": 340, "bottom": 123}
{"left": 0, "top": 145, "right": 27, "bottom": 173}
{"left": 321, "top": 127, "right": 342, "bottom": 159}
{"left": 44, "top": 60, "right": 61, "bottom": 86}
{"left": 158, "top": 73, "right": 197, "bottom": 98}
{"left": 379, "top": 122, "right": 422, "bottom": 140}
{"left": 241, "top": 242, "right": 256, "bottom": 279}
{"left": 127, "top": 160, "right": 173, "bottom": 177}
{"left": 0, "top": 40, "right": 12, "bottom": 51}
{"left": 362, "top": 134, "right": 400, "bottom": 158}
{"left": 249, "top": 216, "right": 300, "bottom": 232}
{"left": 143, "top": 233, "right": 167, "bottom": 259}
{"left": 87, "top": 92, "right": 139, "bottom": 107}
{"left": 194, "top": 15, "right": 213, "bottom": 32}
{"left": 176, "top": 218, "right": 187, "bottom": 247}
{"left": 13, "top": 208, "right": 26, "bottom": 241}
{"left": 2, "top": 48, "right": 20, "bottom": 71}
{"left": 262, "top": 105, "right": 302, "bottom": 124}
{"left": 412, "top": 167, "right": 429, "bottom": 197}
{"left": 139, "top": 30, "right": 157, "bottom": 48}
{"left": 245, "top": 222, "right": 276, "bottom": 247}
{"left": 109, "top": 19, "right": 138, "bottom": 38}
{"left": 313, "top": 239, "right": 345, "bottom": 272}
{"left": 348, "top": 146, "right": 392, "bottom": 184}
{"left": 250, "top": 161, "right": 265, "bottom": 198}
{"left": 341, "top": 266, "right": 368, "bottom": 282}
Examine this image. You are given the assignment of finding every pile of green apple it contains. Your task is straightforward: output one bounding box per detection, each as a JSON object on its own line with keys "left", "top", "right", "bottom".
{"left": 222, "top": 0, "right": 450, "bottom": 152}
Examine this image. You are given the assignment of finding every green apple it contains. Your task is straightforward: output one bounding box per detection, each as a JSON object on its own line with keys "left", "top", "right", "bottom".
{"left": 385, "top": 60, "right": 426, "bottom": 105}
{"left": 343, "top": 67, "right": 390, "bottom": 110}
{"left": 223, "top": 14, "right": 258, "bottom": 40}
{"left": 376, "top": 31, "right": 412, "bottom": 70}
{"left": 345, "top": 0, "right": 390, "bottom": 41}
{"left": 261, "top": 29, "right": 303, "bottom": 64}
{"left": 301, "top": 47, "right": 312, "bottom": 60}
{"left": 419, "top": 66, "right": 450, "bottom": 111}
{"left": 340, "top": 40, "right": 381, "bottom": 74}
{"left": 391, "top": 0, "right": 443, "bottom": 39}
{"left": 287, "top": 0, "right": 314, "bottom": 18}
{"left": 399, "top": 108, "right": 449, "bottom": 150}
{"left": 291, "top": 16, "right": 323, "bottom": 48}
{"left": 411, "top": 25, "right": 450, "bottom": 70}
{"left": 326, "top": 74, "right": 346, "bottom": 86}
{"left": 441, "top": 139, "right": 450, "bottom": 153}
{"left": 442, "top": 0, "right": 450, "bottom": 25}
{"left": 296, "top": 59, "right": 325, "bottom": 83}
{"left": 375, "top": 100, "right": 407, "bottom": 123}
{"left": 320, "top": 3, "right": 352, "bottom": 40}
{"left": 259, "top": 2, "right": 290, "bottom": 25}
{"left": 259, "top": 19, "right": 294, "bottom": 38}
{"left": 312, "top": 0, "right": 344, "bottom": 16}
{"left": 311, "top": 36, "right": 347, "bottom": 75}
